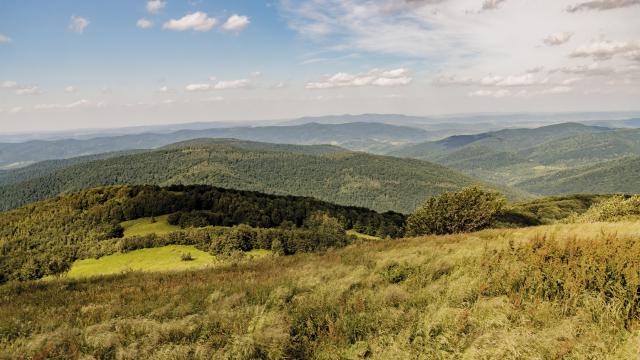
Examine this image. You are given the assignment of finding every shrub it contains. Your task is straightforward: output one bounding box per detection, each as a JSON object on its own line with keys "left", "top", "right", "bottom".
{"left": 571, "top": 195, "right": 640, "bottom": 223}
{"left": 180, "top": 253, "right": 194, "bottom": 261}
{"left": 405, "top": 186, "right": 505, "bottom": 236}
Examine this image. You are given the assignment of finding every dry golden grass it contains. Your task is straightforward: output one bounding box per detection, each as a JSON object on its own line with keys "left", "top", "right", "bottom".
{"left": 2, "top": 221, "right": 640, "bottom": 359}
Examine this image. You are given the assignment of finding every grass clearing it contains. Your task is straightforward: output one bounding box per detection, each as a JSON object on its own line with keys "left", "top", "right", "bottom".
{"left": 63, "top": 245, "right": 216, "bottom": 279}
{"left": 347, "top": 229, "right": 382, "bottom": 241}
{"left": 121, "top": 214, "right": 181, "bottom": 237}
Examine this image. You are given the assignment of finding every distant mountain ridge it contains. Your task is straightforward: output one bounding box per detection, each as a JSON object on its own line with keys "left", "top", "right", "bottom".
{"left": 0, "top": 139, "right": 520, "bottom": 213}
{"left": 389, "top": 123, "right": 640, "bottom": 187}
{"left": 0, "top": 122, "right": 431, "bottom": 169}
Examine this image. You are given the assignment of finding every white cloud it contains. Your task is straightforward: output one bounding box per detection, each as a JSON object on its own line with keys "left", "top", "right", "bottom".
{"left": 0, "top": 34, "right": 11, "bottom": 44}
{"left": 15, "top": 86, "right": 41, "bottom": 96}
{"left": 1, "top": 80, "right": 17, "bottom": 89}
{"left": 250, "top": 71, "right": 262, "bottom": 77}
{"left": 562, "top": 77, "right": 582, "bottom": 85}
{"left": 65, "top": 85, "right": 76, "bottom": 93}
{"left": 69, "top": 15, "right": 89, "bottom": 34}
{"left": 137, "top": 19, "right": 153, "bottom": 29}
{"left": 543, "top": 32, "right": 573, "bottom": 46}
{"left": 163, "top": 12, "right": 217, "bottom": 32}
{"left": 570, "top": 40, "right": 640, "bottom": 60}
{"left": 567, "top": 0, "right": 640, "bottom": 12}
{"left": 185, "top": 83, "right": 212, "bottom": 92}
{"left": 306, "top": 68, "right": 412, "bottom": 89}
{"left": 185, "top": 78, "right": 251, "bottom": 92}
{"left": 158, "top": 85, "right": 170, "bottom": 92}
{"left": 146, "top": 0, "right": 166, "bottom": 14}
{"left": 482, "top": 0, "right": 507, "bottom": 10}
{"left": 555, "top": 62, "right": 616, "bottom": 76}
{"left": 214, "top": 79, "right": 250, "bottom": 89}
{"left": 223, "top": 14, "right": 250, "bottom": 31}
{"left": 9, "top": 107, "right": 23, "bottom": 113}
{"left": 436, "top": 73, "right": 548, "bottom": 87}
{"left": 35, "top": 99, "right": 91, "bottom": 110}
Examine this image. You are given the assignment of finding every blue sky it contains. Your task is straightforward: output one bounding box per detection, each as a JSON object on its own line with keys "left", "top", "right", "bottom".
{"left": 1, "top": 0, "right": 639, "bottom": 132}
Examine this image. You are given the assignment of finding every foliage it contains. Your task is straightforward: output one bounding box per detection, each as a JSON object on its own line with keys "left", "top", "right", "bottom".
{"left": 0, "top": 139, "right": 500, "bottom": 213}
{"left": 0, "top": 184, "right": 401, "bottom": 283}
{"left": 2, "top": 222, "right": 639, "bottom": 358}
{"left": 570, "top": 195, "right": 640, "bottom": 223}
{"left": 495, "top": 194, "right": 612, "bottom": 227}
{"left": 406, "top": 186, "right": 505, "bottom": 236}
{"left": 519, "top": 156, "right": 640, "bottom": 196}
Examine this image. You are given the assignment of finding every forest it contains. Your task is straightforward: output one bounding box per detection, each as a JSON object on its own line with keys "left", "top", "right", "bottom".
{"left": 0, "top": 184, "right": 405, "bottom": 283}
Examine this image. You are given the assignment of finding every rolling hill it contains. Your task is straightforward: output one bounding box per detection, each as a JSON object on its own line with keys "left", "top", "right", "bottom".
{"left": 0, "top": 122, "right": 430, "bottom": 169}
{"left": 389, "top": 123, "right": 640, "bottom": 187}
{"left": 0, "top": 139, "right": 515, "bottom": 213}
{"left": 518, "top": 156, "right": 640, "bottom": 195}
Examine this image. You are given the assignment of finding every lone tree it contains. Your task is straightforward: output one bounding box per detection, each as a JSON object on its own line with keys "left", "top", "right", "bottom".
{"left": 406, "top": 186, "right": 505, "bottom": 236}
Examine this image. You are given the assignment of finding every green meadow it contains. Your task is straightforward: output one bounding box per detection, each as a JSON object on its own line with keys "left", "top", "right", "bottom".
{"left": 121, "top": 215, "right": 181, "bottom": 237}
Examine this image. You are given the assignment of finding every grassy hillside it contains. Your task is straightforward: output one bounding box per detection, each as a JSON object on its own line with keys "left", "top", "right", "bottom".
{"left": 0, "top": 139, "right": 507, "bottom": 213}
{"left": 0, "top": 122, "right": 430, "bottom": 168}
{"left": 518, "top": 156, "right": 640, "bottom": 195}
{"left": 2, "top": 221, "right": 640, "bottom": 358}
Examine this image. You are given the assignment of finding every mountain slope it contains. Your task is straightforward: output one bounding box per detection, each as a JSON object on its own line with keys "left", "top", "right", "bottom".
{"left": 518, "top": 156, "right": 640, "bottom": 195}
{"left": 0, "top": 122, "right": 430, "bottom": 169}
{"left": 0, "top": 139, "right": 511, "bottom": 213}
{"left": 388, "top": 123, "right": 640, "bottom": 186}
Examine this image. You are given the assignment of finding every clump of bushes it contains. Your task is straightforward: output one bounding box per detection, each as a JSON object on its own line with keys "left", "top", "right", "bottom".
{"left": 570, "top": 195, "right": 640, "bottom": 223}
{"left": 405, "top": 186, "right": 505, "bottom": 236}
{"left": 180, "top": 253, "right": 194, "bottom": 261}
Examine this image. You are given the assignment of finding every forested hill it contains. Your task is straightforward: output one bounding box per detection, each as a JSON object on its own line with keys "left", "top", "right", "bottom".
{"left": 0, "top": 122, "right": 430, "bottom": 169}
{"left": 387, "top": 123, "right": 640, "bottom": 186}
{"left": 517, "top": 156, "right": 640, "bottom": 195}
{"left": 0, "top": 184, "right": 405, "bottom": 282}
{"left": 0, "top": 139, "right": 513, "bottom": 213}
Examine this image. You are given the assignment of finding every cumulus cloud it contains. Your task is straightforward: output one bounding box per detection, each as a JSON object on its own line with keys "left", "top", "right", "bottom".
{"left": 567, "top": 0, "right": 640, "bottom": 12}
{"left": 543, "top": 32, "right": 573, "bottom": 46}
{"left": 0, "top": 34, "right": 11, "bottom": 44}
{"left": 69, "top": 15, "right": 89, "bottom": 34}
{"left": 137, "top": 19, "right": 153, "bottom": 29}
{"left": 1, "top": 80, "right": 17, "bottom": 89}
{"left": 146, "top": 0, "right": 166, "bottom": 14}
{"left": 163, "top": 12, "right": 217, "bottom": 32}
{"left": 185, "top": 83, "right": 212, "bottom": 92}
{"left": 214, "top": 79, "right": 250, "bottom": 89}
{"left": 570, "top": 41, "right": 640, "bottom": 60}
{"left": 65, "top": 85, "right": 76, "bottom": 93}
{"left": 554, "top": 62, "right": 616, "bottom": 76}
{"left": 35, "top": 99, "right": 92, "bottom": 110}
{"left": 15, "top": 86, "right": 41, "bottom": 96}
{"left": 436, "top": 73, "right": 548, "bottom": 87}
{"left": 223, "top": 15, "right": 250, "bottom": 31}
{"left": 482, "top": 0, "right": 507, "bottom": 10}
{"left": 185, "top": 79, "right": 250, "bottom": 92}
{"left": 158, "top": 86, "right": 170, "bottom": 92}
{"left": 305, "top": 68, "right": 412, "bottom": 89}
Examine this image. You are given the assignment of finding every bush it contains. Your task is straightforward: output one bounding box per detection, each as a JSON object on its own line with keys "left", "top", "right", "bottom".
{"left": 405, "top": 186, "right": 505, "bottom": 236}
{"left": 180, "top": 253, "right": 194, "bottom": 261}
{"left": 571, "top": 195, "right": 640, "bottom": 223}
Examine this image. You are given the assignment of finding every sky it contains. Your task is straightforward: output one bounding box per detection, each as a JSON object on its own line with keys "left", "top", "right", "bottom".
{"left": 0, "top": 0, "right": 639, "bottom": 133}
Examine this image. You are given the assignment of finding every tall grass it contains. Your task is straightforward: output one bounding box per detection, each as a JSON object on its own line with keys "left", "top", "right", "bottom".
{"left": 1, "top": 222, "right": 639, "bottom": 359}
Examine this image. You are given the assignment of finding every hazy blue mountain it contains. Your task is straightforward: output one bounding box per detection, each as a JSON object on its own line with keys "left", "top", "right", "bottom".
{"left": 0, "top": 122, "right": 430, "bottom": 169}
